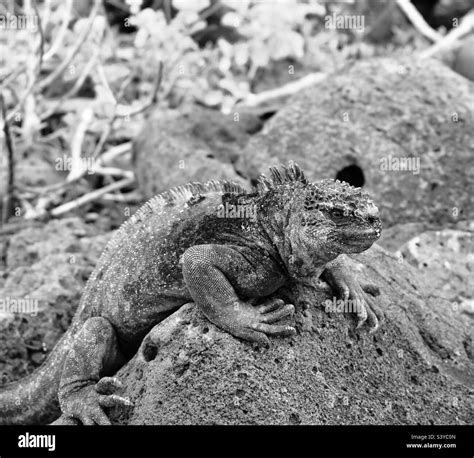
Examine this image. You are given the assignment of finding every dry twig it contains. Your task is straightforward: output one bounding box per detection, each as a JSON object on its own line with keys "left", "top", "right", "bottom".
{"left": 238, "top": 72, "right": 327, "bottom": 108}
{"left": 19, "top": 142, "right": 132, "bottom": 197}
{"left": 50, "top": 177, "right": 135, "bottom": 217}
{"left": 396, "top": 0, "right": 442, "bottom": 43}
{"left": 68, "top": 107, "right": 94, "bottom": 181}
{"left": 32, "top": 0, "right": 45, "bottom": 74}
{"left": 114, "top": 60, "right": 164, "bottom": 118}
{"left": 40, "top": 45, "right": 101, "bottom": 121}
{"left": 420, "top": 9, "right": 474, "bottom": 58}
{"left": 92, "top": 60, "right": 163, "bottom": 159}
{"left": 0, "top": 93, "right": 15, "bottom": 225}
{"left": 101, "top": 190, "right": 142, "bottom": 203}
{"left": 37, "top": 0, "right": 101, "bottom": 90}
{"left": 43, "top": 0, "right": 74, "bottom": 61}
{"left": 5, "top": 0, "right": 46, "bottom": 123}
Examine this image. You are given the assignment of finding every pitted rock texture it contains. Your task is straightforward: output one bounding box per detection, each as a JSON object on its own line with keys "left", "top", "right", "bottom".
{"left": 110, "top": 245, "right": 473, "bottom": 425}
{"left": 236, "top": 57, "right": 474, "bottom": 228}
{"left": 396, "top": 225, "right": 474, "bottom": 315}
{"left": 0, "top": 218, "right": 110, "bottom": 384}
{"left": 378, "top": 221, "right": 474, "bottom": 318}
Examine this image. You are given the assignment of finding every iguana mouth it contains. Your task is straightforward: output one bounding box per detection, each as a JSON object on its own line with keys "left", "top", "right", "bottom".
{"left": 345, "top": 228, "right": 380, "bottom": 245}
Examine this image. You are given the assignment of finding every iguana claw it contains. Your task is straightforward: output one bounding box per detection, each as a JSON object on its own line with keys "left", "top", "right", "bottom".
{"left": 323, "top": 258, "right": 383, "bottom": 332}
{"left": 59, "top": 376, "right": 132, "bottom": 425}
{"left": 222, "top": 298, "right": 296, "bottom": 346}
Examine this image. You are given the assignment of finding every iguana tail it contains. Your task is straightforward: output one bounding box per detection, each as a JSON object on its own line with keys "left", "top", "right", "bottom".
{"left": 0, "top": 324, "right": 77, "bottom": 425}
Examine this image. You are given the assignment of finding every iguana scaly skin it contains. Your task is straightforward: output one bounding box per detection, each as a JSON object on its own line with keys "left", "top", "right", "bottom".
{"left": 0, "top": 162, "right": 382, "bottom": 425}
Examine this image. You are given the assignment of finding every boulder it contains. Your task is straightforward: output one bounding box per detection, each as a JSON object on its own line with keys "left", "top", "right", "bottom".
{"left": 110, "top": 245, "right": 473, "bottom": 425}
{"left": 236, "top": 57, "right": 474, "bottom": 228}
{"left": 132, "top": 106, "right": 260, "bottom": 199}
{"left": 378, "top": 220, "right": 474, "bottom": 253}
{"left": 378, "top": 222, "right": 431, "bottom": 252}
{"left": 395, "top": 224, "right": 474, "bottom": 313}
{"left": 453, "top": 36, "right": 474, "bottom": 82}
{"left": 378, "top": 221, "right": 474, "bottom": 317}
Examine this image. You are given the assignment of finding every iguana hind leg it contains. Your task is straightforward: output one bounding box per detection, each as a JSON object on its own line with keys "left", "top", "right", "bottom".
{"left": 58, "top": 317, "right": 132, "bottom": 425}
{"left": 182, "top": 244, "right": 296, "bottom": 346}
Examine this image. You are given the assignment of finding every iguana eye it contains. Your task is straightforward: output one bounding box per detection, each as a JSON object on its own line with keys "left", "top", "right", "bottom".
{"left": 332, "top": 209, "right": 345, "bottom": 218}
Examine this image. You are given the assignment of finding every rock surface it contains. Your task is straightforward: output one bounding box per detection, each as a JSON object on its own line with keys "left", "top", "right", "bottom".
{"left": 236, "top": 57, "right": 474, "bottom": 228}
{"left": 453, "top": 36, "right": 474, "bottom": 82}
{"left": 378, "top": 221, "right": 474, "bottom": 316}
{"left": 0, "top": 218, "right": 110, "bottom": 384}
{"left": 110, "top": 245, "right": 473, "bottom": 425}
{"left": 0, "top": 144, "right": 63, "bottom": 217}
{"left": 395, "top": 225, "right": 474, "bottom": 315}
{"left": 132, "top": 105, "right": 259, "bottom": 199}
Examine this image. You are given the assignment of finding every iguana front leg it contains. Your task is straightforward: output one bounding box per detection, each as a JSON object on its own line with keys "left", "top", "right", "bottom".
{"left": 182, "top": 244, "right": 296, "bottom": 346}
{"left": 322, "top": 254, "right": 382, "bottom": 332}
{"left": 58, "top": 317, "right": 132, "bottom": 425}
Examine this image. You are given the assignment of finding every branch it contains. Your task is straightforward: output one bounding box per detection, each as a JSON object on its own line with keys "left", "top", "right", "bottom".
{"left": 37, "top": 0, "right": 101, "bottom": 90}
{"left": 0, "top": 220, "right": 44, "bottom": 236}
{"left": 40, "top": 0, "right": 53, "bottom": 37}
{"left": 32, "top": 0, "right": 45, "bottom": 74}
{"left": 39, "top": 45, "right": 101, "bottom": 121}
{"left": 0, "top": 93, "right": 15, "bottom": 225}
{"left": 114, "top": 60, "right": 163, "bottom": 118}
{"left": 0, "top": 0, "right": 71, "bottom": 88}
{"left": 96, "top": 61, "right": 118, "bottom": 105}
{"left": 396, "top": 0, "right": 443, "bottom": 43}
{"left": 5, "top": 0, "right": 46, "bottom": 123}
{"left": 49, "top": 177, "right": 135, "bottom": 218}
{"left": 67, "top": 107, "right": 94, "bottom": 181}
{"left": 237, "top": 72, "right": 327, "bottom": 108}
{"left": 20, "top": 142, "right": 132, "bottom": 195}
{"left": 420, "top": 9, "right": 474, "bottom": 58}
{"left": 100, "top": 190, "right": 142, "bottom": 203}
{"left": 93, "top": 166, "right": 134, "bottom": 179}
{"left": 43, "top": 0, "right": 74, "bottom": 62}
{"left": 92, "top": 61, "right": 163, "bottom": 159}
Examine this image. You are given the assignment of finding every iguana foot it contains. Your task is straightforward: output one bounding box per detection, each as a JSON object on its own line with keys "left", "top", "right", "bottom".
{"left": 323, "top": 257, "right": 383, "bottom": 332}
{"left": 59, "top": 377, "right": 132, "bottom": 425}
{"left": 342, "top": 280, "right": 382, "bottom": 333}
{"left": 221, "top": 298, "right": 296, "bottom": 346}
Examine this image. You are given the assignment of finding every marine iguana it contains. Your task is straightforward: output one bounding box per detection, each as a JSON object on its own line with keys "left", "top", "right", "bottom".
{"left": 0, "top": 162, "right": 382, "bottom": 425}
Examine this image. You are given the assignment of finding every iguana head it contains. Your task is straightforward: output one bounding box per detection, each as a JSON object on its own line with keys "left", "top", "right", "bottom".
{"left": 257, "top": 162, "right": 382, "bottom": 273}
{"left": 295, "top": 178, "right": 381, "bottom": 254}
